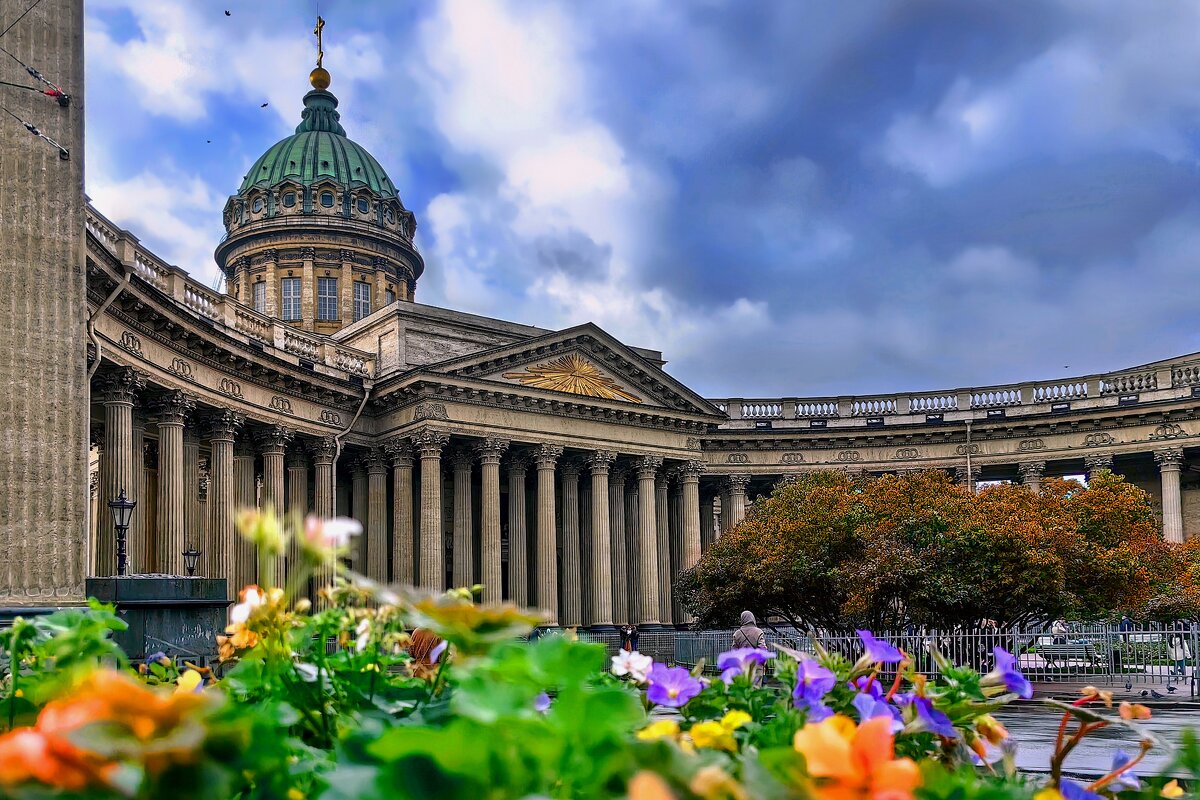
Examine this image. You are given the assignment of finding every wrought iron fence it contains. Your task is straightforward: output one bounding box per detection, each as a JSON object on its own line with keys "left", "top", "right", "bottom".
{"left": 573, "top": 623, "right": 1200, "bottom": 696}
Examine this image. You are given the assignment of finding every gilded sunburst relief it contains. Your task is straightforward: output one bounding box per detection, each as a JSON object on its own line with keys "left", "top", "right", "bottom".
{"left": 502, "top": 353, "right": 643, "bottom": 403}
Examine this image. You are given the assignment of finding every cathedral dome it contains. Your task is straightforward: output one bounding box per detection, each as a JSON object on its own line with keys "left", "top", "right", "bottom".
{"left": 238, "top": 89, "right": 399, "bottom": 200}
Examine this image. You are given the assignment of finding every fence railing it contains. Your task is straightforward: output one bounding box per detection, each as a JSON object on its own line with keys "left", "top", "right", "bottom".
{"left": 575, "top": 625, "right": 1200, "bottom": 696}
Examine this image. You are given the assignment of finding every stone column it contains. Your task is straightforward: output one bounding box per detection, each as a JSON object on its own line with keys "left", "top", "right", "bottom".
{"left": 197, "top": 465, "right": 209, "bottom": 568}
{"left": 263, "top": 248, "right": 279, "bottom": 318}
{"left": 1085, "top": 454, "right": 1114, "bottom": 482}
{"left": 669, "top": 476, "right": 683, "bottom": 623}
{"left": 350, "top": 458, "right": 368, "bottom": 570}
{"left": 635, "top": 457, "right": 662, "bottom": 626}
{"left": 205, "top": 410, "right": 242, "bottom": 595}
{"left": 300, "top": 246, "right": 316, "bottom": 329}
{"left": 309, "top": 437, "right": 336, "bottom": 599}
{"left": 132, "top": 412, "right": 148, "bottom": 573}
{"left": 507, "top": 453, "right": 531, "bottom": 604}
{"left": 183, "top": 428, "right": 201, "bottom": 560}
{"left": 285, "top": 447, "right": 309, "bottom": 576}
{"left": 678, "top": 461, "right": 705, "bottom": 625}
{"left": 655, "top": 471, "right": 672, "bottom": 625}
{"left": 233, "top": 438, "right": 257, "bottom": 589}
{"left": 97, "top": 368, "right": 145, "bottom": 576}
{"left": 339, "top": 249, "right": 355, "bottom": 324}
{"left": 153, "top": 390, "right": 194, "bottom": 574}
{"left": 1018, "top": 461, "right": 1046, "bottom": 493}
{"left": 609, "top": 465, "right": 629, "bottom": 624}
{"left": 700, "top": 490, "right": 716, "bottom": 551}
{"left": 560, "top": 458, "right": 583, "bottom": 627}
{"left": 142, "top": 443, "right": 158, "bottom": 573}
{"left": 414, "top": 428, "right": 449, "bottom": 590}
{"left": 625, "top": 479, "right": 641, "bottom": 624}
{"left": 256, "top": 424, "right": 291, "bottom": 582}
{"left": 1156, "top": 448, "right": 1185, "bottom": 544}
{"left": 476, "top": 438, "right": 509, "bottom": 603}
{"left": 534, "top": 443, "right": 563, "bottom": 624}
{"left": 726, "top": 474, "right": 750, "bottom": 530}
{"left": 365, "top": 449, "right": 388, "bottom": 582}
{"left": 385, "top": 437, "right": 415, "bottom": 585}
{"left": 580, "top": 471, "right": 594, "bottom": 625}
{"left": 373, "top": 256, "right": 389, "bottom": 311}
{"left": 586, "top": 451, "right": 616, "bottom": 627}
{"left": 451, "top": 448, "right": 474, "bottom": 587}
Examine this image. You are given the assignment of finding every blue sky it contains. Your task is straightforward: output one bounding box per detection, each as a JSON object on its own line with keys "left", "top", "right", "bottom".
{"left": 82, "top": 1, "right": 1200, "bottom": 398}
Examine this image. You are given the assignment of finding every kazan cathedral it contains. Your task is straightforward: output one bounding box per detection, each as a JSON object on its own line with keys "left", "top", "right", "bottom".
{"left": 5, "top": 4, "right": 1200, "bottom": 625}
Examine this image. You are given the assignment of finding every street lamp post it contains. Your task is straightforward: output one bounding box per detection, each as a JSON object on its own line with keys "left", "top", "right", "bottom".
{"left": 107, "top": 488, "right": 137, "bottom": 577}
{"left": 182, "top": 545, "right": 201, "bottom": 577}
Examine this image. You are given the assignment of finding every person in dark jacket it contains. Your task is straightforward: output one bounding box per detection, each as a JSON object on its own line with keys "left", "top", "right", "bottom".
{"left": 733, "top": 611, "right": 766, "bottom": 649}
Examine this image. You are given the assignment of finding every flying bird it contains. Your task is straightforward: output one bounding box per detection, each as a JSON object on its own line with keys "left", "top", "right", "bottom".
{"left": 225, "top": 10, "right": 231, "bottom": 16}
{"left": 260, "top": 102, "right": 269, "bottom": 108}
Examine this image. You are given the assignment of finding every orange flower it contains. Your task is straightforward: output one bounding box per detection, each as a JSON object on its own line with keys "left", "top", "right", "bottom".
{"left": 0, "top": 670, "right": 211, "bottom": 791}
{"left": 793, "top": 715, "right": 922, "bottom": 800}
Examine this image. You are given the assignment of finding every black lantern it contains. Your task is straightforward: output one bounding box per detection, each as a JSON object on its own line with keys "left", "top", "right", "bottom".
{"left": 107, "top": 488, "right": 136, "bottom": 577}
{"left": 182, "top": 545, "right": 201, "bottom": 577}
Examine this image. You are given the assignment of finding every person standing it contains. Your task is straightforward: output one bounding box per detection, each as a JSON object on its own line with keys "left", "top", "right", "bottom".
{"left": 1168, "top": 622, "right": 1191, "bottom": 677}
{"left": 734, "top": 611, "right": 766, "bottom": 649}
{"left": 1051, "top": 619, "right": 1068, "bottom": 645}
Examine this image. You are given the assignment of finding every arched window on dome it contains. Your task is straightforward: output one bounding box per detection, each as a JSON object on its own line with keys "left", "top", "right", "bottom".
{"left": 320, "top": 191, "right": 335, "bottom": 208}
{"left": 281, "top": 190, "right": 297, "bottom": 209}
{"left": 356, "top": 196, "right": 370, "bottom": 215}
{"left": 251, "top": 196, "right": 264, "bottom": 215}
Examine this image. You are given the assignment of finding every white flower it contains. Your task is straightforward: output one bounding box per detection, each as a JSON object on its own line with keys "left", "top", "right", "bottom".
{"left": 355, "top": 617, "right": 371, "bottom": 653}
{"left": 304, "top": 515, "right": 362, "bottom": 549}
{"left": 611, "top": 650, "right": 653, "bottom": 683}
{"left": 229, "top": 585, "right": 266, "bottom": 625}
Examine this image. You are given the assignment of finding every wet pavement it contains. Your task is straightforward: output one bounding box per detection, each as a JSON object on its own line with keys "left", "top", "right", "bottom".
{"left": 995, "top": 703, "right": 1200, "bottom": 777}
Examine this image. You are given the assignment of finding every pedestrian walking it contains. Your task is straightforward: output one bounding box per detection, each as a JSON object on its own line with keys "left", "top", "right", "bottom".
{"left": 733, "top": 611, "right": 766, "bottom": 649}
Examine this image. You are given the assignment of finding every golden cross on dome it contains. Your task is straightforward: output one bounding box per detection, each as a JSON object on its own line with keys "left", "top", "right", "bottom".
{"left": 313, "top": 15, "right": 326, "bottom": 69}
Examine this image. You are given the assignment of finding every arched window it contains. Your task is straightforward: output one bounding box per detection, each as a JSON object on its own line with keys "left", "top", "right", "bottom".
{"left": 282, "top": 191, "right": 297, "bottom": 208}
{"left": 252, "top": 197, "right": 264, "bottom": 214}
{"left": 320, "top": 191, "right": 335, "bottom": 208}
{"left": 357, "top": 197, "right": 370, "bottom": 214}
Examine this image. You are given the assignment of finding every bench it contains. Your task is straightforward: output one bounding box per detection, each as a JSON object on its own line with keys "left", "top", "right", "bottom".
{"left": 1036, "top": 642, "right": 1105, "bottom": 668}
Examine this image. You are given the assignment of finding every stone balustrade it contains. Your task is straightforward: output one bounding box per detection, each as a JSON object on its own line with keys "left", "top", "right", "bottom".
{"left": 87, "top": 204, "right": 375, "bottom": 381}
{"left": 711, "top": 359, "right": 1198, "bottom": 429}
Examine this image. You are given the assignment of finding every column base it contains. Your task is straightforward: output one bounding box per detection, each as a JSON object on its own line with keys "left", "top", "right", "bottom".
{"left": 585, "top": 623, "right": 619, "bottom": 632}
{"left": 637, "top": 623, "right": 670, "bottom": 632}
{"left": 673, "top": 623, "right": 694, "bottom": 631}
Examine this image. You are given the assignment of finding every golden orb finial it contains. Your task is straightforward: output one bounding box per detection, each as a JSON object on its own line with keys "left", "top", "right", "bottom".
{"left": 310, "top": 15, "right": 330, "bottom": 90}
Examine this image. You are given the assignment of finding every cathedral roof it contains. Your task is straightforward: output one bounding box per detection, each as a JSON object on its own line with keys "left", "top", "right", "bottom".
{"left": 237, "top": 89, "right": 398, "bottom": 199}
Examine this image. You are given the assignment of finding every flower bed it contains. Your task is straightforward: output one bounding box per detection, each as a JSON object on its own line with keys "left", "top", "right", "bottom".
{"left": 0, "top": 511, "right": 1197, "bottom": 800}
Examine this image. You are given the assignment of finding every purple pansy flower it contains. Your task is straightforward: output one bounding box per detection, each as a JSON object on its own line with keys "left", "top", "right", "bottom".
{"left": 1108, "top": 750, "right": 1141, "bottom": 792}
{"left": 429, "top": 640, "right": 448, "bottom": 664}
{"left": 857, "top": 630, "right": 904, "bottom": 664}
{"left": 1061, "top": 780, "right": 1103, "bottom": 800}
{"left": 984, "top": 647, "right": 1032, "bottom": 699}
{"left": 533, "top": 692, "right": 551, "bottom": 713}
{"left": 792, "top": 658, "right": 837, "bottom": 715}
{"left": 848, "top": 675, "right": 884, "bottom": 700}
{"left": 805, "top": 701, "right": 834, "bottom": 723}
{"left": 913, "top": 697, "right": 958, "bottom": 739}
{"left": 717, "top": 647, "right": 773, "bottom": 685}
{"left": 646, "top": 663, "right": 703, "bottom": 708}
{"left": 852, "top": 692, "right": 903, "bottom": 733}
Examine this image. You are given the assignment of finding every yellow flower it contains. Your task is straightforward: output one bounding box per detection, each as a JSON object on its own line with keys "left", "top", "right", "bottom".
{"left": 976, "top": 714, "right": 1009, "bottom": 745}
{"left": 287, "top": 788, "right": 305, "bottom": 800}
{"left": 690, "top": 720, "right": 736, "bottom": 752}
{"left": 637, "top": 719, "right": 681, "bottom": 741}
{"left": 1034, "top": 789, "right": 1065, "bottom": 800}
{"left": 720, "top": 710, "right": 752, "bottom": 731}
{"left": 1080, "top": 686, "right": 1113, "bottom": 707}
{"left": 690, "top": 765, "right": 748, "bottom": 800}
{"left": 174, "top": 670, "right": 203, "bottom": 695}
{"left": 1161, "top": 780, "right": 1184, "bottom": 798}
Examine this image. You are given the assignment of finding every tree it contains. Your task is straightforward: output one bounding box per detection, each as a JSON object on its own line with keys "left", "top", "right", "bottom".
{"left": 677, "top": 468, "right": 1185, "bottom": 631}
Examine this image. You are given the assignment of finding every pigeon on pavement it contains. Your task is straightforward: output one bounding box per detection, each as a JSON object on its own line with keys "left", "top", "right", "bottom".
{"left": 1151, "top": 689, "right": 1165, "bottom": 699}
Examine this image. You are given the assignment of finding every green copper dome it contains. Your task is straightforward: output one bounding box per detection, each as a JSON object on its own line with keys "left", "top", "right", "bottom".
{"left": 238, "top": 89, "right": 398, "bottom": 198}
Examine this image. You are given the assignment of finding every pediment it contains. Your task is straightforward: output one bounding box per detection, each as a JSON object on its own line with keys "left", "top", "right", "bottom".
{"left": 420, "top": 323, "right": 724, "bottom": 418}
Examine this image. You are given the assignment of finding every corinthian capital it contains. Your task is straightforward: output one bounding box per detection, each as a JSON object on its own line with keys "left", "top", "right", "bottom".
{"left": 384, "top": 436, "right": 414, "bottom": 467}
{"left": 725, "top": 474, "right": 751, "bottom": 492}
{"left": 533, "top": 443, "right": 563, "bottom": 467}
{"left": 475, "top": 437, "right": 510, "bottom": 465}
{"left": 636, "top": 455, "right": 663, "bottom": 479}
{"left": 255, "top": 423, "right": 293, "bottom": 454}
{"left": 412, "top": 428, "right": 450, "bottom": 457}
{"left": 97, "top": 366, "right": 146, "bottom": 404}
{"left": 1155, "top": 448, "right": 1185, "bottom": 469}
{"left": 153, "top": 389, "right": 196, "bottom": 424}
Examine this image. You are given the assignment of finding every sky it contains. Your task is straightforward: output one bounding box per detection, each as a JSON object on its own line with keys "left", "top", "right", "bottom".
{"left": 80, "top": 0, "right": 1200, "bottom": 399}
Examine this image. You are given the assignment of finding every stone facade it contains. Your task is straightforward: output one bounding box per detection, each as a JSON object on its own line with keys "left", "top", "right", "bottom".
{"left": 8, "top": 11, "right": 1200, "bottom": 623}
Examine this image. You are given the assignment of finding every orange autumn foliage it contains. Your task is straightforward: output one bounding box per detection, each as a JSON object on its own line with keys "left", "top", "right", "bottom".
{"left": 678, "top": 469, "right": 1186, "bottom": 630}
